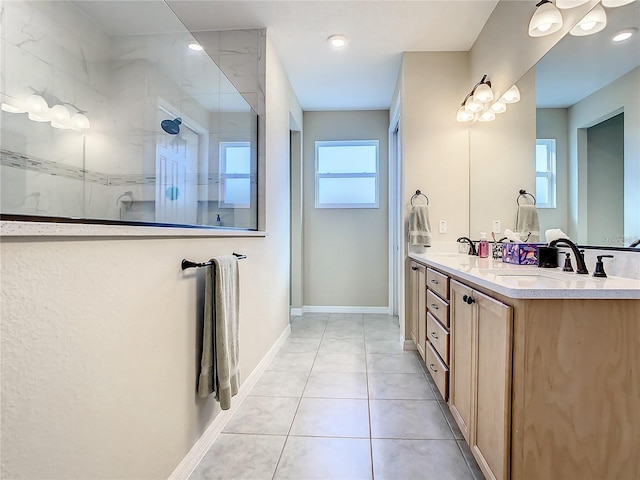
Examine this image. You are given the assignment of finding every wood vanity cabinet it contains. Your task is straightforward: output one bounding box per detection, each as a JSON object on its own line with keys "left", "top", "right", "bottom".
{"left": 425, "top": 267, "right": 450, "bottom": 400}
{"left": 409, "top": 261, "right": 426, "bottom": 360}
{"left": 450, "top": 280, "right": 512, "bottom": 480}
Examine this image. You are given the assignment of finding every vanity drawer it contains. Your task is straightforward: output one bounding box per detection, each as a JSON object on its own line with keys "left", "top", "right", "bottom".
{"left": 427, "top": 268, "right": 449, "bottom": 300}
{"left": 427, "top": 312, "right": 449, "bottom": 365}
{"left": 426, "top": 342, "right": 449, "bottom": 401}
{"left": 427, "top": 289, "right": 449, "bottom": 327}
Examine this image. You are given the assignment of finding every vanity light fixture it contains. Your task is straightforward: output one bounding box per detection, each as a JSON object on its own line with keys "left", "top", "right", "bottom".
{"left": 490, "top": 100, "right": 507, "bottom": 113}
{"left": 187, "top": 42, "right": 203, "bottom": 51}
{"left": 613, "top": 27, "right": 638, "bottom": 41}
{"left": 570, "top": 3, "right": 607, "bottom": 35}
{"left": 456, "top": 106, "right": 475, "bottom": 122}
{"left": 457, "top": 75, "right": 504, "bottom": 122}
{"left": 601, "top": 0, "right": 635, "bottom": 7}
{"left": 556, "top": 0, "right": 590, "bottom": 8}
{"left": 327, "top": 34, "right": 348, "bottom": 48}
{"left": 478, "top": 110, "right": 496, "bottom": 122}
{"left": 1, "top": 100, "right": 27, "bottom": 113}
{"left": 71, "top": 113, "right": 91, "bottom": 130}
{"left": 50, "top": 104, "right": 71, "bottom": 129}
{"left": 500, "top": 85, "right": 521, "bottom": 104}
{"left": 528, "top": 0, "right": 564, "bottom": 37}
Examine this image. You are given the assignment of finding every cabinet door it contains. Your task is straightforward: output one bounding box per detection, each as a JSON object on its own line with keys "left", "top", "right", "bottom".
{"left": 416, "top": 263, "right": 426, "bottom": 360}
{"left": 471, "top": 290, "right": 512, "bottom": 480}
{"left": 449, "top": 280, "right": 475, "bottom": 443}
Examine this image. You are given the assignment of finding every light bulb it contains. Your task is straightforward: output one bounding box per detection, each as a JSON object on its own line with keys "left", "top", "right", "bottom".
{"left": 473, "top": 83, "right": 494, "bottom": 103}
{"left": 501, "top": 85, "right": 521, "bottom": 104}
{"left": 479, "top": 111, "right": 496, "bottom": 122}
{"left": 490, "top": 101, "right": 507, "bottom": 113}
{"left": 570, "top": 4, "right": 606, "bottom": 36}
{"left": 464, "top": 97, "right": 483, "bottom": 113}
{"left": 529, "top": 1, "right": 563, "bottom": 37}
{"left": 456, "top": 106, "right": 474, "bottom": 122}
{"left": 71, "top": 113, "right": 90, "bottom": 130}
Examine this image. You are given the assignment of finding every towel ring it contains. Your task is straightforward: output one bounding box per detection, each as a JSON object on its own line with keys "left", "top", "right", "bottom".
{"left": 517, "top": 189, "right": 536, "bottom": 205}
{"left": 410, "top": 190, "right": 429, "bottom": 206}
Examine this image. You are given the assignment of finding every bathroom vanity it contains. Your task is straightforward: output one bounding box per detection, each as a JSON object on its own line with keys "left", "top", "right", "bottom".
{"left": 407, "top": 252, "right": 640, "bottom": 480}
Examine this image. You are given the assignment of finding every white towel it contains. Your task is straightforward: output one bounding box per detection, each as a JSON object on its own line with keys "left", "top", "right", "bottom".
{"left": 198, "top": 256, "right": 240, "bottom": 410}
{"left": 409, "top": 205, "right": 431, "bottom": 247}
{"left": 515, "top": 204, "right": 540, "bottom": 242}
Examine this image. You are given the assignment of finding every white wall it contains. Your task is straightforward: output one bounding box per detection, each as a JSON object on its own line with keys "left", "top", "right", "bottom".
{"left": 568, "top": 67, "right": 640, "bottom": 245}
{"left": 0, "top": 34, "right": 302, "bottom": 480}
{"left": 301, "top": 110, "right": 389, "bottom": 308}
{"left": 536, "top": 108, "right": 569, "bottom": 238}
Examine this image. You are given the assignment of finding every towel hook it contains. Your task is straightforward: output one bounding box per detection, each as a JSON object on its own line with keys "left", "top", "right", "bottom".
{"left": 410, "top": 190, "right": 429, "bottom": 206}
{"left": 517, "top": 189, "right": 536, "bottom": 205}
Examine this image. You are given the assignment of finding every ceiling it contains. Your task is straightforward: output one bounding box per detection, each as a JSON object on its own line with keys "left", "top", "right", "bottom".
{"left": 166, "top": 1, "right": 499, "bottom": 110}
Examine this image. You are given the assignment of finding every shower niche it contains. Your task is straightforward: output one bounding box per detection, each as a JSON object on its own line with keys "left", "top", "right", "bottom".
{"left": 0, "top": 0, "right": 260, "bottom": 231}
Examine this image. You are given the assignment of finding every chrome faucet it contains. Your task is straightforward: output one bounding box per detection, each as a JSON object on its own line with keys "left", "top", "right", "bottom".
{"left": 457, "top": 237, "right": 477, "bottom": 256}
{"left": 548, "top": 238, "right": 588, "bottom": 274}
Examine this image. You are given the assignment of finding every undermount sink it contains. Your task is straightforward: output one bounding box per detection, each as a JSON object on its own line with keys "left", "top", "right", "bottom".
{"left": 484, "top": 269, "right": 570, "bottom": 281}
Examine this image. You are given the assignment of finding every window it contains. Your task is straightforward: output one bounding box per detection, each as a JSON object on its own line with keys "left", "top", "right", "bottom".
{"left": 219, "top": 142, "right": 251, "bottom": 208}
{"left": 315, "top": 140, "right": 379, "bottom": 208}
{"left": 535, "top": 139, "right": 556, "bottom": 208}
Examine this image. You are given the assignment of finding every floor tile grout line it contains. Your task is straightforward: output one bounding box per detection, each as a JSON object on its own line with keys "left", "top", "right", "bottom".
{"left": 270, "top": 316, "right": 326, "bottom": 480}
{"left": 364, "top": 325, "right": 376, "bottom": 480}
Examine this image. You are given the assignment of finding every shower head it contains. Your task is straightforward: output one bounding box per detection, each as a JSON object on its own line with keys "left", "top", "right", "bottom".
{"left": 161, "top": 117, "right": 182, "bottom": 135}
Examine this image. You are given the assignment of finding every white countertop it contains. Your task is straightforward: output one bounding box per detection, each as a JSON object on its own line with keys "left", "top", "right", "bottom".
{"left": 408, "top": 252, "right": 640, "bottom": 300}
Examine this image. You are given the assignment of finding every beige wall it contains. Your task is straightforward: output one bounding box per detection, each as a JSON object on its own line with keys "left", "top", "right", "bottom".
{"left": 568, "top": 67, "right": 640, "bottom": 244}
{"left": 301, "top": 110, "right": 389, "bottom": 308}
{"left": 0, "top": 35, "right": 302, "bottom": 479}
{"left": 469, "top": 68, "right": 537, "bottom": 238}
{"left": 537, "top": 108, "right": 569, "bottom": 239}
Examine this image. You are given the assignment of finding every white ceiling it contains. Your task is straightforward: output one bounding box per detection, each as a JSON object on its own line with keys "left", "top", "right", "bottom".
{"left": 166, "top": 1, "right": 499, "bottom": 110}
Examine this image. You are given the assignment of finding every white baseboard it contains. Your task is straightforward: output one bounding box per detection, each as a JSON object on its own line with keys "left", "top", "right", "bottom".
{"left": 168, "top": 324, "right": 291, "bottom": 480}
{"left": 292, "top": 305, "right": 391, "bottom": 315}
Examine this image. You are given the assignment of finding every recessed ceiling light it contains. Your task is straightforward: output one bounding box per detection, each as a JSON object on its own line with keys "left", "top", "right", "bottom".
{"left": 188, "top": 43, "right": 204, "bottom": 51}
{"left": 613, "top": 27, "right": 638, "bottom": 42}
{"left": 327, "top": 35, "right": 348, "bottom": 49}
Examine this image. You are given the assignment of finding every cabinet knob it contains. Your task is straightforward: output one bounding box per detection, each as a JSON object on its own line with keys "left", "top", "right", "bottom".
{"left": 465, "top": 295, "right": 475, "bottom": 305}
{"left": 430, "top": 279, "right": 438, "bottom": 284}
{"left": 430, "top": 303, "right": 439, "bottom": 310}
{"left": 429, "top": 363, "right": 438, "bottom": 373}
{"left": 411, "top": 266, "right": 418, "bottom": 271}
{"left": 430, "top": 331, "right": 439, "bottom": 340}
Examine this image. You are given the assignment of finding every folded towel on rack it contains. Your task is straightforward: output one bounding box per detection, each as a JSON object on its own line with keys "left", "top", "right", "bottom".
{"left": 198, "top": 255, "right": 240, "bottom": 410}
{"left": 409, "top": 205, "right": 431, "bottom": 247}
{"left": 515, "top": 204, "right": 539, "bottom": 243}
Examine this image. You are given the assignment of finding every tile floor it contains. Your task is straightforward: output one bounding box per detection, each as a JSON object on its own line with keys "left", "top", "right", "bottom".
{"left": 190, "top": 313, "right": 484, "bottom": 480}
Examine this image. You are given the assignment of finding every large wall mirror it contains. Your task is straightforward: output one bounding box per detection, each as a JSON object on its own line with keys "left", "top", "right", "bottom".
{"left": 535, "top": 0, "right": 639, "bottom": 248}
{"left": 0, "top": 0, "right": 259, "bottom": 230}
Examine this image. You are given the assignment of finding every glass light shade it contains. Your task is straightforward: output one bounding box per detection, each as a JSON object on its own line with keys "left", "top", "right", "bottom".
{"left": 71, "top": 113, "right": 91, "bottom": 130}
{"left": 1, "top": 101, "right": 27, "bottom": 113}
{"left": 464, "top": 97, "right": 483, "bottom": 113}
{"left": 28, "top": 112, "right": 51, "bottom": 122}
{"left": 478, "top": 110, "right": 496, "bottom": 122}
{"left": 50, "top": 105, "right": 71, "bottom": 129}
{"left": 528, "top": 1, "right": 563, "bottom": 37}
{"left": 26, "top": 94, "right": 49, "bottom": 113}
{"left": 501, "top": 85, "right": 521, "bottom": 104}
{"left": 556, "top": 0, "right": 589, "bottom": 8}
{"left": 328, "top": 35, "right": 348, "bottom": 48}
{"left": 456, "top": 106, "right": 475, "bottom": 122}
{"left": 473, "top": 83, "right": 494, "bottom": 103}
{"left": 490, "top": 101, "right": 507, "bottom": 113}
{"left": 570, "top": 4, "right": 606, "bottom": 36}
{"left": 601, "top": 0, "right": 635, "bottom": 7}
{"left": 187, "top": 43, "right": 203, "bottom": 51}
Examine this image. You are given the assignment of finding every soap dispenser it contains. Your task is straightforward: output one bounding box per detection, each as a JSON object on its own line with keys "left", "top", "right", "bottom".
{"left": 478, "top": 232, "right": 489, "bottom": 258}
{"left": 593, "top": 255, "right": 614, "bottom": 278}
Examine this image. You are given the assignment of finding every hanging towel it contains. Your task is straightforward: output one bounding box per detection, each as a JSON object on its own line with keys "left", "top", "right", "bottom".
{"left": 515, "top": 204, "right": 540, "bottom": 243}
{"left": 198, "top": 256, "right": 240, "bottom": 410}
{"left": 409, "top": 205, "right": 431, "bottom": 247}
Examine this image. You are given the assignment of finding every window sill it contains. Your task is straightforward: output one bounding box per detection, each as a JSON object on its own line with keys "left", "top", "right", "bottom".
{"left": 0, "top": 220, "right": 267, "bottom": 239}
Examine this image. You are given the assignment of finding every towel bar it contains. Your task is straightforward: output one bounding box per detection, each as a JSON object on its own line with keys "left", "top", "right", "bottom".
{"left": 517, "top": 189, "right": 536, "bottom": 205}
{"left": 181, "top": 253, "right": 246, "bottom": 270}
{"left": 410, "top": 189, "right": 429, "bottom": 206}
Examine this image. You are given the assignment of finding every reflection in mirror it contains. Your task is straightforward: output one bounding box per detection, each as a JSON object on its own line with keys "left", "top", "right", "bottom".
{"left": 535, "top": 0, "right": 639, "bottom": 247}
{"left": 0, "top": 0, "right": 259, "bottom": 230}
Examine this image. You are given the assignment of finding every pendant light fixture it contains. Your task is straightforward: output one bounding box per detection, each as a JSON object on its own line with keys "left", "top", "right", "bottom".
{"left": 529, "top": 0, "right": 564, "bottom": 37}
{"left": 570, "top": 3, "right": 607, "bottom": 35}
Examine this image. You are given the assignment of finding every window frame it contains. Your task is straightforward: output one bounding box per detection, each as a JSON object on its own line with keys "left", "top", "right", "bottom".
{"left": 314, "top": 140, "right": 380, "bottom": 209}
{"left": 219, "top": 141, "right": 252, "bottom": 209}
{"left": 535, "top": 138, "right": 557, "bottom": 209}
